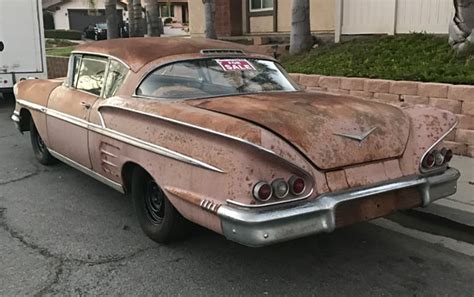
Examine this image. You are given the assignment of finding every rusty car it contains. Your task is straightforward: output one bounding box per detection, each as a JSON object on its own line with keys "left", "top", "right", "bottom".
{"left": 11, "top": 38, "right": 460, "bottom": 247}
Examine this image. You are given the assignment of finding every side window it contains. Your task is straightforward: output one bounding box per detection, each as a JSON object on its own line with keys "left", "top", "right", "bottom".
{"left": 75, "top": 55, "right": 107, "bottom": 96}
{"left": 103, "top": 60, "right": 129, "bottom": 98}
{"left": 65, "top": 54, "right": 81, "bottom": 87}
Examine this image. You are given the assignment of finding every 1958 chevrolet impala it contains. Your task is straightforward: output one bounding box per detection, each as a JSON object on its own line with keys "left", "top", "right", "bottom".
{"left": 11, "top": 38, "right": 460, "bottom": 247}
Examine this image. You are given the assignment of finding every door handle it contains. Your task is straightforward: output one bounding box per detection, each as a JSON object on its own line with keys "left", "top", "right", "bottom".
{"left": 80, "top": 101, "right": 91, "bottom": 109}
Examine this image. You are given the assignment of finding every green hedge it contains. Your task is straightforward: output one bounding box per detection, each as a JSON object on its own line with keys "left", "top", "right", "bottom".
{"left": 45, "top": 30, "right": 82, "bottom": 40}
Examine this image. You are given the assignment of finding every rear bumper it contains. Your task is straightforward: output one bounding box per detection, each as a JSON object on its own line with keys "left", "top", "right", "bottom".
{"left": 217, "top": 168, "right": 460, "bottom": 247}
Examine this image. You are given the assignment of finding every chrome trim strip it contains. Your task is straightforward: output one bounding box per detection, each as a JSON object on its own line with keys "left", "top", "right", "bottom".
{"left": 98, "top": 104, "right": 301, "bottom": 165}
{"left": 17, "top": 99, "right": 225, "bottom": 173}
{"left": 48, "top": 108, "right": 89, "bottom": 128}
{"left": 226, "top": 188, "right": 314, "bottom": 209}
{"left": 98, "top": 104, "right": 313, "bottom": 183}
{"left": 49, "top": 149, "right": 125, "bottom": 193}
{"left": 419, "top": 121, "right": 458, "bottom": 174}
{"left": 11, "top": 114, "right": 20, "bottom": 123}
{"left": 16, "top": 99, "right": 46, "bottom": 113}
{"left": 88, "top": 124, "right": 225, "bottom": 173}
{"left": 71, "top": 51, "right": 131, "bottom": 70}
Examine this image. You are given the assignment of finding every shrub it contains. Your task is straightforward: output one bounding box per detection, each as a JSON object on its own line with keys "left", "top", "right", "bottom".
{"left": 164, "top": 17, "right": 173, "bottom": 25}
{"left": 44, "top": 30, "right": 82, "bottom": 40}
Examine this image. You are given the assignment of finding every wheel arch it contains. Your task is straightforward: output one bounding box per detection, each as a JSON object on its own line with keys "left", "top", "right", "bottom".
{"left": 19, "top": 108, "right": 32, "bottom": 132}
{"left": 121, "top": 161, "right": 147, "bottom": 195}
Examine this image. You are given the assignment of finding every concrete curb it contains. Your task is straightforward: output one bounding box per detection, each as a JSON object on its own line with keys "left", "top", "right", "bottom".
{"left": 414, "top": 156, "right": 474, "bottom": 227}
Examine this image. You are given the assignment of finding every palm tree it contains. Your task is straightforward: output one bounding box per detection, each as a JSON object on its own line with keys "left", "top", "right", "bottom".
{"left": 129, "top": 0, "right": 145, "bottom": 37}
{"left": 289, "top": 0, "right": 313, "bottom": 55}
{"left": 145, "top": 0, "right": 163, "bottom": 36}
{"left": 202, "top": 0, "right": 217, "bottom": 39}
{"left": 449, "top": 0, "right": 474, "bottom": 55}
{"left": 105, "top": 0, "right": 119, "bottom": 39}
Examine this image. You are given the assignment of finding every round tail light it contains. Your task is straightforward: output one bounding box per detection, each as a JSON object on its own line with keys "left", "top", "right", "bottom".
{"left": 253, "top": 181, "right": 272, "bottom": 202}
{"left": 443, "top": 148, "right": 453, "bottom": 163}
{"left": 289, "top": 176, "right": 306, "bottom": 195}
{"left": 422, "top": 151, "right": 435, "bottom": 169}
{"left": 434, "top": 150, "right": 444, "bottom": 166}
{"left": 271, "top": 178, "right": 289, "bottom": 199}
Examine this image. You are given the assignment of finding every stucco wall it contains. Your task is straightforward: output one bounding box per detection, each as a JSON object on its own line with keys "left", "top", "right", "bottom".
{"left": 189, "top": 0, "right": 205, "bottom": 36}
{"left": 189, "top": 0, "right": 335, "bottom": 36}
{"left": 277, "top": 0, "right": 335, "bottom": 32}
{"left": 249, "top": 16, "right": 274, "bottom": 33}
{"left": 51, "top": 0, "right": 127, "bottom": 30}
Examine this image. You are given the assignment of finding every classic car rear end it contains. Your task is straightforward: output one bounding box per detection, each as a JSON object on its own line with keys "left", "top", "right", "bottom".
{"left": 11, "top": 38, "right": 460, "bottom": 247}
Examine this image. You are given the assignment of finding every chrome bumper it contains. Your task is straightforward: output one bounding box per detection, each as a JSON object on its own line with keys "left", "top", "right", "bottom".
{"left": 217, "top": 168, "right": 460, "bottom": 247}
{"left": 11, "top": 111, "right": 21, "bottom": 132}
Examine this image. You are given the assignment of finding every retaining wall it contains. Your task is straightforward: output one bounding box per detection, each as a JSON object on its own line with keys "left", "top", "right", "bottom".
{"left": 290, "top": 74, "right": 474, "bottom": 157}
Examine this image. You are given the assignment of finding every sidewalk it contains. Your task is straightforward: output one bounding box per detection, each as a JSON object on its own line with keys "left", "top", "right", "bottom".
{"left": 417, "top": 156, "right": 474, "bottom": 227}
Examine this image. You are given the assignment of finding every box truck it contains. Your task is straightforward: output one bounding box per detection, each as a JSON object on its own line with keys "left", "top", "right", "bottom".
{"left": 0, "top": 0, "right": 47, "bottom": 100}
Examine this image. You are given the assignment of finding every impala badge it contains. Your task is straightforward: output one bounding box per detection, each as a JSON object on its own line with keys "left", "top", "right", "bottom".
{"left": 333, "top": 127, "right": 378, "bottom": 143}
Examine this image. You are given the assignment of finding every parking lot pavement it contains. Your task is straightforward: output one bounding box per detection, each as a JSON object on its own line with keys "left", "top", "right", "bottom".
{"left": 1, "top": 100, "right": 474, "bottom": 296}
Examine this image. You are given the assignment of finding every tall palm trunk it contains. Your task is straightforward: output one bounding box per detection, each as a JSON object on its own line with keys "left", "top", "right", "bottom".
{"left": 289, "top": 0, "right": 312, "bottom": 55}
{"left": 129, "top": 0, "right": 145, "bottom": 37}
{"left": 449, "top": 0, "right": 474, "bottom": 54}
{"left": 145, "top": 0, "right": 163, "bottom": 37}
{"left": 105, "top": 0, "right": 119, "bottom": 39}
{"left": 202, "top": 0, "right": 217, "bottom": 39}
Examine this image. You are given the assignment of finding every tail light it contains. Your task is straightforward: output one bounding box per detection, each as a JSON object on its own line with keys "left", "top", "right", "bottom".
{"left": 442, "top": 148, "right": 453, "bottom": 163}
{"left": 422, "top": 151, "right": 435, "bottom": 169}
{"left": 289, "top": 176, "right": 306, "bottom": 195}
{"left": 422, "top": 147, "right": 453, "bottom": 170}
{"left": 433, "top": 150, "right": 444, "bottom": 166}
{"left": 271, "top": 178, "right": 289, "bottom": 199}
{"left": 253, "top": 181, "right": 272, "bottom": 202}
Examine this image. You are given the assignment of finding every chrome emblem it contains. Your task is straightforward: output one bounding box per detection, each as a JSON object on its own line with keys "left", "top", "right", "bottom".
{"left": 333, "top": 127, "right": 378, "bottom": 143}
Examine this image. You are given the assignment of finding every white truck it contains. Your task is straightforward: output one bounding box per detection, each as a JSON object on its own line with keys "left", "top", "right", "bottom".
{"left": 0, "top": 0, "right": 48, "bottom": 100}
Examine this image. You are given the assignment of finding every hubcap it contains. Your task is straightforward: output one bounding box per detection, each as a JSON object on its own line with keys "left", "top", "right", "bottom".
{"left": 144, "top": 180, "right": 165, "bottom": 224}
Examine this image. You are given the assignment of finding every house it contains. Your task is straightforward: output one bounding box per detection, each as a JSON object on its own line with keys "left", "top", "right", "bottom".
{"left": 188, "top": 0, "right": 454, "bottom": 42}
{"left": 43, "top": 0, "right": 189, "bottom": 31}
{"left": 43, "top": 0, "right": 128, "bottom": 31}
{"left": 123, "top": 0, "right": 189, "bottom": 24}
{"left": 188, "top": 0, "right": 335, "bottom": 37}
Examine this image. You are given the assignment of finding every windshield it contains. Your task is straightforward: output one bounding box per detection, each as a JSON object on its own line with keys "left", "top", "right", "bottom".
{"left": 96, "top": 23, "right": 107, "bottom": 29}
{"left": 136, "top": 58, "right": 298, "bottom": 99}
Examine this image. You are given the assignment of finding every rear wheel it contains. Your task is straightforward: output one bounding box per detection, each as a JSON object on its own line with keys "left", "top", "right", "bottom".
{"left": 30, "top": 120, "right": 55, "bottom": 165}
{"left": 131, "top": 168, "right": 189, "bottom": 243}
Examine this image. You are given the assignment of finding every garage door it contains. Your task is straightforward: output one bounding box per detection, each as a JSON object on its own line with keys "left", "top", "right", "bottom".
{"left": 68, "top": 9, "right": 123, "bottom": 31}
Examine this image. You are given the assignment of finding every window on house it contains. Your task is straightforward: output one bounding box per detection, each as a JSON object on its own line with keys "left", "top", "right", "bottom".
{"left": 160, "top": 4, "right": 174, "bottom": 17}
{"left": 250, "top": 0, "right": 273, "bottom": 12}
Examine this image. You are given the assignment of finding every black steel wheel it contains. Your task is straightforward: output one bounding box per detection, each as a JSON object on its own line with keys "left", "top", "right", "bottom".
{"left": 30, "top": 120, "right": 55, "bottom": 165}
{"left": 131, "top": 168, "right": 189, "bottom": 243}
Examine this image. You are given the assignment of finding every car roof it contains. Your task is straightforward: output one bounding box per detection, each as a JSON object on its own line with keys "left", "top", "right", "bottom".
{"left": 73, "top": 37, "right": 256, "bottom": 72}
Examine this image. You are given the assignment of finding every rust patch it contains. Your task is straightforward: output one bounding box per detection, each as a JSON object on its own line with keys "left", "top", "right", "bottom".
{"left": 191, "top": 92, "right": 411, "bottom": 170}
{"left": 335, "top": 187, "right": 421, "bottom": 228}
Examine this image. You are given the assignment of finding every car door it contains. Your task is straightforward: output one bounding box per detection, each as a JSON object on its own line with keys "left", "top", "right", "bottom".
{"left": 47, "top": 54, "right": 107, "bottom": 168}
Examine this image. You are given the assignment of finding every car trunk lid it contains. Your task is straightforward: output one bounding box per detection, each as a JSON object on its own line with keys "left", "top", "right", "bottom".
{"left": 189, "top": 92, "right": 410, "bottom": 170}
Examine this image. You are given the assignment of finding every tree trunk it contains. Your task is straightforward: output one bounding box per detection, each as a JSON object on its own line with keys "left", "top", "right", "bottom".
{"left": 289, "top": 0, "right": 313, "bottom": 55}
{"left": 105, "top": 0, "right": 119, "bottom": 39}
{"left": 145, "top": 0, "right": 162, "bottom": 37}
{"left": 129, "top": 0, "right": 145, "bottom": 37}
{"left": 202, "top": 0, "right": 217, "bottom": 39}
{"left": 449, "top": 0, "right": 474, "bottom": 55}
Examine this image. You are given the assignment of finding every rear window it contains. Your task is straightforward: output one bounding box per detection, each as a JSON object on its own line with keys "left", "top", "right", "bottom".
{"left": 136, "top": 58, "right": 298, "bottom": 99}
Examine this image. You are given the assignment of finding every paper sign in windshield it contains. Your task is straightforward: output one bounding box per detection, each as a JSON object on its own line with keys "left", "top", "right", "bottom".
{"left": 216, "top": 59, "right": 256, "bottom": 71}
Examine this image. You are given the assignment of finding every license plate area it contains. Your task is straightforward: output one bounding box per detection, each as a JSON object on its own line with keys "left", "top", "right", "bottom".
{"left": 335, "top": 187, "right": 421, "bottom": 228}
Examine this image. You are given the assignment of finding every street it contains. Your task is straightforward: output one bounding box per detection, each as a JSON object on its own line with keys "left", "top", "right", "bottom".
{"left": 1, "top": 99, "right": 473, "bottom": 296}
